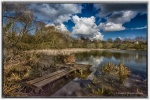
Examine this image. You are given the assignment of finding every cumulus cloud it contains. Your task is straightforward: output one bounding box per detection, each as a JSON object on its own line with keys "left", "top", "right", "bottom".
{"left": 45, "top": 23, "right": 68, "bottom": 32}
{"left": 92, "top": 32, "right": 104, "bottom": 40}
{"left": 55, "top": 23, "right": 68, "bottom": 31}
{"left": 29, "top": 4, "right": 82, "bottom": 23}
{"left": 98, "top": 22, "right": 125, "bottom": 31}
{"left": 72, "top": 15, "right": 103, "bottom": 40}
{"left": 72, "top": 15, "right": 98, "bottom": 35}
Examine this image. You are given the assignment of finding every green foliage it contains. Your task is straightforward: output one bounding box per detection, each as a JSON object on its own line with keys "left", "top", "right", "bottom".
{"left": 103, "top": 43, "right": 113, "bottom": 49}
{"left": 114, "top": 38, "right": 122, "bottom": 43}
{"left": 97, "top": 43, "right": 103, "bottom": 48}
{"left": 86, "top": 43, "right": 96, "bottom": 48}
{"left": 107, "top": 38, "right": 113, "bottom": 43}
{"left": 3, "top": 23, "right": 147, "bottom": 51}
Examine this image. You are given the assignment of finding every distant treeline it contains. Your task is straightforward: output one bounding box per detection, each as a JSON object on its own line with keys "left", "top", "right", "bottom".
{"left": 3, "top": 24, "right": 147, "bottom": 51}
{"left": 3, "top": 23, "right": 147, "bottom": 51}
{"left": 3, "top": 21, "right": 147, "bottom": 50}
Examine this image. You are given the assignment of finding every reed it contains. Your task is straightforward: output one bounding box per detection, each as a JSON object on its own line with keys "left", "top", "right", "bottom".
{"left": 118, "top": 62, "right": 130, "bottom": 83}
{"left": 28, "top": 48, "right": 91, "bottom": 56}
{"left": 100, "top": 62, "right": 130, "bottom": 83}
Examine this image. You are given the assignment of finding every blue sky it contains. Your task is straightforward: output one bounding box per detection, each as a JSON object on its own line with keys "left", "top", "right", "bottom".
{"left": 7, "top": 3, "right": 148, "bottom": 41}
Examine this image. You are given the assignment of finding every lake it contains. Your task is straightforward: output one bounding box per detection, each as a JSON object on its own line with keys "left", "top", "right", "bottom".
{"left": 52, "top": 50, "right": 147, "bottom": 97}
{"left": 75, "top": 50, "right": 147, "bottom": 80}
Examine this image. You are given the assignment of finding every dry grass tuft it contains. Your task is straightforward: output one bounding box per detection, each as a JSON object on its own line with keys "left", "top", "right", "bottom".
{"left": 64, "top": 54, "right": 76, "bottom": 64}
{"left": 100, "top": 62, "right": 130, "bottom": 83}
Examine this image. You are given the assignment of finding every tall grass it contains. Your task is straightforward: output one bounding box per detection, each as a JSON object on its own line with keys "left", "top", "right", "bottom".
{"left": 4, "top": 48, "right": 86, "bottom": 97}
{"left": 100, "top": 62, "right": 130, "bottom": 83}
{"left": 118, "top": 62, "right": 130, "bottom": 82}
{"left": 3, "top": 51, "right": 61, "bottom": 97}
{"left": 28, "top": 48, "right": 91, "bottom": 56}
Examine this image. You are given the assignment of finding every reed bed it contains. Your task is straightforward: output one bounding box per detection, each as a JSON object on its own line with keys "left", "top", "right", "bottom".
{"left": 27, "top": 48, "right": 105, "bottom": 56}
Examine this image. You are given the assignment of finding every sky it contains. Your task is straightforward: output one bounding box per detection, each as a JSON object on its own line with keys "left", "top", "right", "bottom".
{"left": 16, "top": 3, "right": 149, "bottom": 40}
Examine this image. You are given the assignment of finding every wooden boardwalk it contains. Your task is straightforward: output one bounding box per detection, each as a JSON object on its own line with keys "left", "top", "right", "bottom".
{"left": 27, "top": 63, "right": 91, "bottom": 90}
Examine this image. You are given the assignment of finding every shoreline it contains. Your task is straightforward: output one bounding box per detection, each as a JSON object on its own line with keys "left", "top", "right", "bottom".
{"left": 27, "top": 48, "right": 147, "bottom": 56}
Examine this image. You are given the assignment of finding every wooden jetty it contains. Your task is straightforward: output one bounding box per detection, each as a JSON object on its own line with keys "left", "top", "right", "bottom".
{"left": 27, "top": 63, "right": 91, "bottom": 93}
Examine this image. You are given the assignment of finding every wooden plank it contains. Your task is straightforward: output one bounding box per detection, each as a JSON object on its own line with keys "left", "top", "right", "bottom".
{"left": 56, "top": 64, "right": 71, "bottom": 68}
{"left": 33, "top": 68, "right": 75, "bottom": 88}
{"left": 27, "top": 64, "right": 92, "bottom": 88}
{"left": 73, "top": 63, "right": 91, "bottom": 67}
{"left": 27, "top": 68, "right": 70, "bottom": 85}
{"left": 73, "top": 64, "right": 91, "bottom": 70}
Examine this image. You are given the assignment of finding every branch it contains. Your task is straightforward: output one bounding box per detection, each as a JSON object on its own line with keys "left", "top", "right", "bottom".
{"left": 2, "top": 16, "right": 16, "bottom": 19}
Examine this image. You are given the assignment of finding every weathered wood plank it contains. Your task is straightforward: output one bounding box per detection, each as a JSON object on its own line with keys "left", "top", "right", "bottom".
{"left": 27, "top": 64, "right": 92, "bottom": 89}
{"left": 74, "top": 64, "right": 91, "bottom": 70}
{"left": 33, "top": 68, "right": 75, "bottom": 88}
{"left": 27, "top": 68, "right": 70, "bottom": 85}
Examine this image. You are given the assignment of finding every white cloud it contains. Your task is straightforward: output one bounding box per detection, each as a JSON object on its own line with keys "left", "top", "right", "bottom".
{"left": 72, "top": 15, "right": 103, "bottom": 40}
{"left": 97, "top": 11, "right": 138, "bottom": 32}
{"left": 98, "top": 11, "right": 137, "bottom": 32}
{"left": 45, "top": 23, "right": 68, "bottom": 32}
{"left": 98, "top": 22, "right": 125, "bottom": 31}
{"left": 118, "top": 36, "right": 122, "bottom": 40}
{"left": 121, "top": 11, "right": 137, "bottom": 23}
{"left": 55, "top": 23, "right": 68, "bottom": 31}
{"left": 107, "top": 11, "right": 137, "bottom": 24}
{"left": 55, "top": 15, "right": 71, "bottom": 23}
{"left": 45, "top": 23, "right": 55, "bottom": 27}
{"left": 92, "top": 32, "right": 104, "bottom": 40}
{"left": 131, "top": 26, "right": 147, "bottom": 30}
{"left": 30, "top": 4, "right": 82, "bottom": 23}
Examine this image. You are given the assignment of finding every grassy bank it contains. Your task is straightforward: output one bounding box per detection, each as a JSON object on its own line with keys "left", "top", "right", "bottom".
{"left": 27, "top": 48, "right": 145, "bottom": 56}
{"left": 3, "top": 52, "right": 65, "bottom": 97}
{"left": 4, "top": 48, "right": 94, "bottom": 97}
{"left": 28, "top": 48, "right": 91, "bottom": 56}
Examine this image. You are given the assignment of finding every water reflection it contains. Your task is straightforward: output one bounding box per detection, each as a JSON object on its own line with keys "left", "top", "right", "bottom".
{"left": 52, "top": 50, "right": 147, "bottom": 97}
{"left": 75, "top": 50, "right": 147, "bottom": 79}
{"left": 52, "top": 78, "right": 92, "bottom": 97}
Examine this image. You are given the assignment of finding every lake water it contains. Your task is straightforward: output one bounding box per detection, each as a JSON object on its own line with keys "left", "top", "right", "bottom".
{"left": 52, "top": 50, "right": 147, "bottom": 97}
{"left": 75, "top": 50, "right": 147, "bottom": 80}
